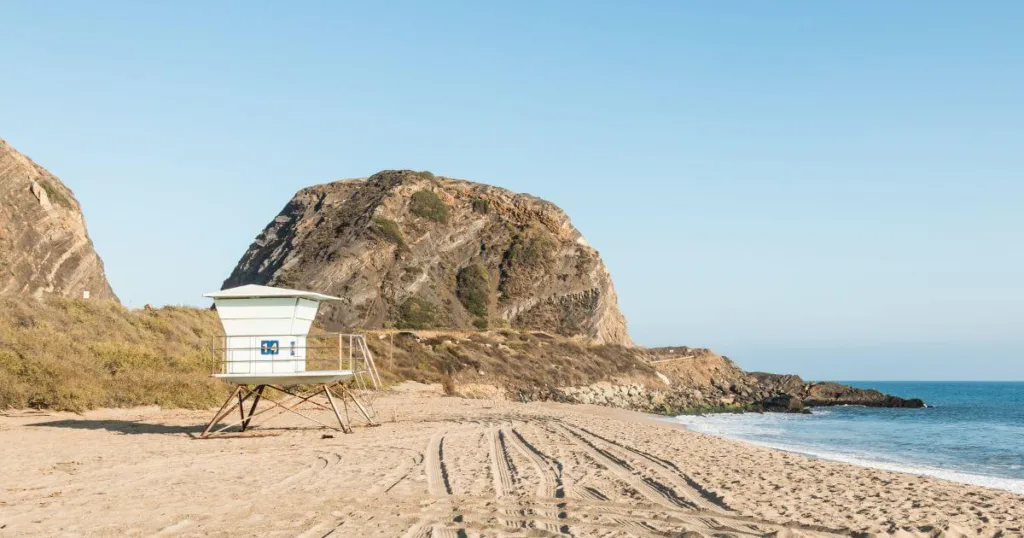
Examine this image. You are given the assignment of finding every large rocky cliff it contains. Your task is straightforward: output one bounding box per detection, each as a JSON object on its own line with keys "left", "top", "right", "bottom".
{"left": 223, "top": 171, "right": 630, "bottom": 345}
{"left": 0, "top": 138, "right": 116, "bottom": 301}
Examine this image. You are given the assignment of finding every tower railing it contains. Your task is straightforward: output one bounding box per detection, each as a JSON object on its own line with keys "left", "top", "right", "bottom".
{"left": 208, "top": 332, "right": 382, "bottom": 390}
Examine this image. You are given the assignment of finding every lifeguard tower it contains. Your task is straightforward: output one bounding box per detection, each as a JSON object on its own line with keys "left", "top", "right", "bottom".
{"left": 200, "top": 284, "right": 381, "bottom": 438}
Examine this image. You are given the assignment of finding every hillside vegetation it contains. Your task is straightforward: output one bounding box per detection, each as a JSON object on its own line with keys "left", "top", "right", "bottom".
{"left": 363, "top": 330, "right": 656, "bottom": 400}
{"left": 0, "top": 296, "right": 223, "bottom": 411}
{"left": 221, "top": 171, "right": 632, "bottom": 346}
{"left": 0, "top": 297, "right": 921, "bottom": 414}
{"left": 0, "top": 296, "right": 655, "bottom": 412}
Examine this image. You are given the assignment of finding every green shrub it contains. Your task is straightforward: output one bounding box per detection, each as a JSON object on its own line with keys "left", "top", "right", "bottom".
{"left": 372, "top": 217, "right": 405, "bottom": 248}
{"left": 397, "top": 297, "right": 439, "bottom": 330}
{"left": 456, "top": 264, "right": 489, "bottom": 318}
{"left": 409, "top": 190, "right": 449, "bottom": 223}
{"left": 0, "top": 295, "right": 226, "bottom": 412}
{"left": 417, "top": 170, "right": 435, "bottom": 180}
{"left": 498, "top": 228, "right": 556, "bottom": 301}
{"left": 471, "top": 197, "right": 490, "bottom": 214}
{"left": 39, "top": 179, "right": 74, "bottom": 209}
{"left": 472, "top": 318, "right": 489, "bottom": 330}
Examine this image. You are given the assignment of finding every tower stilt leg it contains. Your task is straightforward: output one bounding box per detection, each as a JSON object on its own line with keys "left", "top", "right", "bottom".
{"left": 201, "top": 386, "right": 243, "bottom": 439}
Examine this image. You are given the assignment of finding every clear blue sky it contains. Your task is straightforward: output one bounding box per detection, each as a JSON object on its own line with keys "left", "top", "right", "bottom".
{"left": 2, "top": 2, "right": 1021, "bottom": 380}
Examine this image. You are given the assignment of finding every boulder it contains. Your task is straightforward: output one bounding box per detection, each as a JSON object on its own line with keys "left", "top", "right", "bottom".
{"left": 760, "top": 394, "right": 808, "bottom": 413}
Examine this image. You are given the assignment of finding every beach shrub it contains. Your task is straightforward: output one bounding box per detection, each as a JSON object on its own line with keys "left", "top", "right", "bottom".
{"left": 456, "top": 264, "right": 489, "bottom": 318}
{"left": 396, "top": 297, "right": 439, "bottom": 330}
{"left": 409, "top": 190, "right": 449, "bottom": 223}
{"left": 0, "top": 296, "right": 225, "bottom": 412}
{"left": 441, "top": 374, "right": 456, "bottom": 396}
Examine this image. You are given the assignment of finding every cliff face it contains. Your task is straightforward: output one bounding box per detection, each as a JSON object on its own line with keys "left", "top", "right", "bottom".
{"left": 0, "top": 138, "right": 117, "bottom": 301}
{"left": 223, "top": 171, "right": 630, "bottom": 345}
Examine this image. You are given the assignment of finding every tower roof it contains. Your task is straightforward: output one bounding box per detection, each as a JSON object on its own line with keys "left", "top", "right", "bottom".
{"left": 204, "top": 284, "right": 341, "bottom": 301}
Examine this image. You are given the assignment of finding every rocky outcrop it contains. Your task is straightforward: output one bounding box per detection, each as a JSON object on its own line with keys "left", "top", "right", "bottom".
{"left": 223, "top": 171, "right": 630, "bottom": 345}
{"left": 798, "top": 380, "right": 925, "bottom": 408}
{"left": 371, "top": 332, "right": 923, "bottom": 415}
{"left": 0, "top": 138, "right": 116, "bottom": 301}
{"left": 551, "top": 348, "right": 924, "bottom": 414}
{"left": 218, "top": 170, "right": 919, "bottom": 412}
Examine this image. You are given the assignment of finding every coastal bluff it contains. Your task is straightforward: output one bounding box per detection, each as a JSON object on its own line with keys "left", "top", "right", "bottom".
{"left": 0, "top": 157, "right": 922, "bottom": 415}
{"left": 220, "top": 170, "right": 921, "bottom": 414}
{"left": 0, "top": 138, "right": 116, "bottom": 301}
{"left": 368, "top": 334, "right": 925, "bottom": 414}
{"left": 223, "top": 170, "right": 630, "bottom": 345}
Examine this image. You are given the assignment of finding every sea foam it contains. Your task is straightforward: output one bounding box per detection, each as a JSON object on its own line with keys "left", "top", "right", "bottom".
{"left": 673, "top": 411, "right": 1024, "bottom": 495}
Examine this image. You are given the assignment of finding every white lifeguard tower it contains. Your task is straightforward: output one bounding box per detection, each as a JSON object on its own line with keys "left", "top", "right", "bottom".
{"left": 200, "top": 284, "right": 381, "bottom": 438}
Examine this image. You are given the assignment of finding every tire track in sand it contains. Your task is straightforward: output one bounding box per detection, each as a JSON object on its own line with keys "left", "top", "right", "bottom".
{"left": 367, "top": 451, "right": 422, "bottom": 496}
{"left": 559, "top": 423, "right": 848, "bottom": 537}
{"left": 571, "top": 424, "right": 730, "bottom": 512}
{"left": 400, "top": 520, "right": 431, "bottom": 538}
{"left": 547, "top": 421, "right": 697, "bottom": 511}
{"left": 483, "top": 423, "right": 569, "bottom": 535}
{"left": 425, "top": 433, "right": 452, "bottom": 496}
{"left": 503, "top": 424, "right": 564, "bottom": 499}
{"left": 487, "top": 426, "right": 517, "bottom": 498}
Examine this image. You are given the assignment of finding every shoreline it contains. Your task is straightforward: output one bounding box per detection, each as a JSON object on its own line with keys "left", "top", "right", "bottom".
{"left": 668, "top": 398, "right": 1024, "bottom": 497}
{"left": 2, "top": 385, "right": 1022, "bottom": 537}
{"left": 670, "top": 415, "right": 1024, "bottom": 496}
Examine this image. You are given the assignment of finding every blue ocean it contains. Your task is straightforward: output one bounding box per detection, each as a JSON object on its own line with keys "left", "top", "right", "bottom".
{"left": 673, "top": 381, "right": 1024, "bottom": 494}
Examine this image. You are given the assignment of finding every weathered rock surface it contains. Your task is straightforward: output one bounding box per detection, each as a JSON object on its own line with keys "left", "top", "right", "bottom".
{"left": 220, "top": 170, "right": 918, "bottom": 412}
{"left": 798, "top": 379, "right": 926, "bottom": 408}
{"left": 553, "top": 347, "right": 924, "bottom": 414}
{"left": 0, "top": 138, "right": 116, "bottom": 301}
{"left": 223, "top": 171, "right": 630, "bottom": 345}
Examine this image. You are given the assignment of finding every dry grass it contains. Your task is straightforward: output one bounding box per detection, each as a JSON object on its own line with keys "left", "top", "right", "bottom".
{"left": 0, "top": 297, "right": 662, "bottom": 413}
{"left": 364, "top": 330, "right": 660, "bottom": 400}
{"left": 0, "top": 296, "right": 225, "bottom": 412}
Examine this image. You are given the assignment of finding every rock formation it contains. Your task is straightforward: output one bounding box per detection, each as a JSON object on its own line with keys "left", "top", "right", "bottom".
{"left": 368, "top": 333, "right": 924, "bottom": 414}
{"left": 223, "top": 171, "right": 630, "bottom": 345}
{"left": 552, "top": 347, "right": 925, "bottom": 413}
{"left": 220, "top": 169, "right": 920, "bottom": 413}
{"left": 0, "top": 138, "right": 117, "bottom": 301}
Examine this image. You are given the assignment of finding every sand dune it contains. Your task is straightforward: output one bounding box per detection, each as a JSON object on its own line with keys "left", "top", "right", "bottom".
{"left": 1, "top": 383, "right": 1021, "bottom": 537}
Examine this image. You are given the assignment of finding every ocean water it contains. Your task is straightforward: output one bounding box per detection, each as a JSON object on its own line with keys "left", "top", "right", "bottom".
{"left": 672, "top": 381, "right": 1024, "bottom": 494}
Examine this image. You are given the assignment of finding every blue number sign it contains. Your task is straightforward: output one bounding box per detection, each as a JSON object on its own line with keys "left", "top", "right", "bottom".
{"left": 260, "top": 340, "right": 280, "bottom": 356}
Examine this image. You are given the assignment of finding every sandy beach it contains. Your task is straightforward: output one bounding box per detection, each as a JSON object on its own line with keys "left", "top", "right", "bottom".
{"left": 1, "top": 383, "right": 1021, "bottom": 538}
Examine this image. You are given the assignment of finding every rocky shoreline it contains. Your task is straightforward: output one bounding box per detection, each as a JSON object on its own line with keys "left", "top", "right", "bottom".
{"left": 373, "top": 334, "right": 925, "bottom": 418}
{"left": 544, "top": 348, "right": 925, "bottom": 416}
{"left": 549, "top": 379, "right": 924, "bottom": 416}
